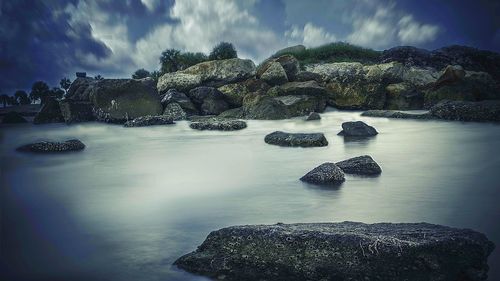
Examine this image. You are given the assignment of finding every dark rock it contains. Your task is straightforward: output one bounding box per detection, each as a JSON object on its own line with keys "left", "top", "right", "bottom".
{"left": 273, "top": 95, "right": 326, "bottom": 117}
{"left": 434, "top": 65, "right": 466, "bottom": 88}
{"left": 189, "top": 120, "right": 247, "bottom": 131}
{"left": 300, "top": 162, "right": 345, "bottom": 184}
{"left": 163, "top": 102, "right": 187, "bottom": 121}
{"left": 218, "top": 78, "right": 271, "bottom": 107}
{"left": 33, "top": 98, "right": 65, "bottom": 124}
{"left": 175, "top": 222, "right": 494, "bottom": 281}
{"left": 379, "top": 46, "right": 434, "bottom": 67}
{"left": 123, "top": 115, "right": 175, "bottom": 127}
{"left": 160, "top": 89, "right": 198, "bottom": 115}
{"left": 338, "top": 121, "right": 378, "bottom": 137}
{"left": 188, "top": 87, "right": 230, "bottom": 115}
{"left": 305, "top": 112, "right": 321, "bottom": 121}
{"left": 264, "top": 131, "right": 328, "bottom": 147}
{"left": 59, "top": 100, "right": 95, "bottom": 123}
{"left": 361, "top": 110, "right": 432, "bottom": 120}
{"left": 268, "top": 81, "right": 326, "bottom": 97}
{"left": 260, "top": 61, "right": 288, "bottom": 86}
{"left": 385, "top": 82, "right": 424, "bottom": 110}
{"left": 336, "top": 155, "right": 382, "bottom": 175}
{"left": 16, "top": 139, "right": 85, "bottom": 153}
{"left": 65, "top": 77, "right": 96, "bottom": 101}
{"left": 258, "top": 55, "right": 300, "bottom": 81}
{"left": 1, "top": 111, "right": 28, "bottom": 124}
{"left": 429, "top": 100, "right": 500, "bottom": 122}
{"left": 295, "top": 71, "right": 322, "bottom": 82}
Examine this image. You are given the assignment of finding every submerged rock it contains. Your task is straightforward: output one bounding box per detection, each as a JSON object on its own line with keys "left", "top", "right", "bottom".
{"left": 264, "top": 131, "right": 328, "bottom": 147}
{"left": 300, "top": 162, "right": 345, "bottom": 184}
{"left": 336, "top": 155, "right": 382, "bottom": 175}
{"left": 123, "top": 115, "right": 175, "bottom": 127}
{"left": 1, "top": 111, "right": 28, "bottom": 124}
{"left": 33, "top": 98, "right": 65, "bottom": 124}
{"left": 338, "top": 121, "right": 378, "bottom": 137}
{"left": 305, "top": 112, "right": 321, "bottom": 121}
{"left": 175, "top": 221, "right": 495, "bottom": 281}
{"left": 16, "top": 139, "right": 85, "bottom": 153}
{"left": 189, "top": 120, "right": 247, "bottom": 131}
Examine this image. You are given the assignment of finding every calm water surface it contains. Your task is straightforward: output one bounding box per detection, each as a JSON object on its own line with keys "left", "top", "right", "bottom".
{"left": 1, "top": 109, "right": 500, "bottom": 281}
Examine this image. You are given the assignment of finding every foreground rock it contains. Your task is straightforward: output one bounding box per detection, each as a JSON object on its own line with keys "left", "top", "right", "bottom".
{"left": 175, "top": 222, "right": 494, "bottom": 281}
{"left": 1, "top": 111, "right": 28, "bottom": 124}
{"left": 189, "top": 120, "right": 247, "bottom": 131}
{"left": 123, "top": 115, "right": 175, "bottom": 127}
{"left": 188, "top": 87, "right": 230, "bottom": 115}
{"left": 336, "top": 155, "right": 382, "bottom": 175}
{"left": 160, "top": 89, "right": 198, "bottom": 115}
{"left": 33, "top": 98, "right": 65, "bottom": 124}
{"left": 300, "top": 163, "right": 345, "bottom": 184}
{"left": 264, "top": 131, "right": 328, "bottom": 147}
{"left": 429, "top": 100, "right": 500, "bottom": 122}
{"left": 59, "top": 100, "right": 95, "bottom": 123}
{"left": 16, "top": 139, "right": 85, "bottom": 153}
{"left": 305, "top": 112, "right": 321, "bottom": 121}
{"left": 338, "top": 121, "right": 378, "bottom": 137}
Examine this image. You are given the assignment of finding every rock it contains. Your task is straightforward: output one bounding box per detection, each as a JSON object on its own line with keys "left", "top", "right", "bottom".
{"left": 268, "top": 81, "right": 327, "bottom": 97}
{"left": 336, "top": 155, "right": 382, "bottom": 175}
{"left": 260, "top": 61, "right": 288, "bottom": 86}
{"left": 65, "top": 77, "right": 96, "bottom": 101}
{"left": 385, "top": 82, "right": 424, "bottom": 110}
{"left": 273, "top": 95, "right": 326, "bottom": 117}
{"left": 189, "top": 120, "right": 247, "bottom": 131}
{"left": 306, "top": 62, "right": 364, "bottom": 83}
{"left": 174, "top": 221, "right": 494, "bottom": 281}
{"left": 59, "top": 100, "right": 95, "bottom": 123}
{"left": 305, "top": 112, "right": 320, "bottom": 121}
{"left": 90, "top": 79, "right": 163, "bottom": 123}
{"left": 221, "top": 95, "right": 291, "bottom": 120}
{"left": 187, "top": 87, "right": 230, "bottom": 115}
{"left": 379, "top": 46, "right": 434, "bottom": 67}
{"left": 300, "top": 163, "right": 345, "bottom": 184}
{"left": 325, "top": 81, "right": 387, "bottom": 109}
{"left": 258, "top": 55, "right": 300, "bottom": 81}
{"left": 264, "top": 131, "right": 328, "bottom": 147}
{"left": 160, "top": 89, "right": 198, "bottom": 115}
{"left": 33, "top": 98, "right": 65, "bottom": 124}
{"left": 16, "top": 139, "right": 85, "bottom": 153}
{"left": 218, "top": 78, "right": 270, "bottom": 107}
{"left": 1, "top": 111, "right": 28, "bottom": 124}
{"left": 338, "top": 121, "right": 378, "bottom": 137}
{"left": 361, "top": 110, "right": 432, "bottom": 120}
{"left": 163, "top": 102, "right": 187, "bottom": 121}
{"left": 157, "top": 72, "right": 202, "bottom": 93}
{"left": 434, "top": 65, "right": 466, "bottom": 87}
{"left": 273, "top": 44, "right": 306, "bottom": 57}
{"left": 295, "top": 71, "right": 322, "bottom": 82}
{"left": 123, "top": 115, "right": 175, "bottom": 127}
{"left": 429, "top": 100, "right": 500, "bottom": 122}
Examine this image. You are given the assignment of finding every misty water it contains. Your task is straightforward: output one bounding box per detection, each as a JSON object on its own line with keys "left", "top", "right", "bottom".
{"left": 1, "top": 109, "right": 500, "bottom": 281}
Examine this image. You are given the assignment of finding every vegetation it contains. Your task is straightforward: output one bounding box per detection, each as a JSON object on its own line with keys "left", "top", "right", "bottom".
{"left": 132, "top": 68, "right": 151, "bottom": 79}
{"left": 273, "top": 42, "right": 381, "bottom": 65}
{"left": 30, "top": 81, "right": 50, "bottom": 104}
{"left": 209, "top": 42, "right": 237, "bottom": 60}
{"left": 14, "top": 90, "right": 30, "bottom": 105}
{"left": 160, "top": 49, "right": 208, "bottom": 74}
{"left": 94, "top": 75, "right": 104, "bottom": 80}
{"left": 60, "top": 77, "right": 72, "bottom": 94}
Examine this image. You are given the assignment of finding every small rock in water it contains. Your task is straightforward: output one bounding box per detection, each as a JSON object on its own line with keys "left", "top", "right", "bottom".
{"left": 1, "top": 111, "right": 28, "bottom": 124}
{"left": 336, "top": 155, "right": 382, "bottom": 175}
{"left": 16, "top": 139, "right": 85, "bottom": 153}
{"left": 338, "top": 121, "right": 378, "bottom": 137}
{"left": 300, "top": 162, "right": 345, "bottom": 184}
{"left": 124, "top": 115, "right": 175, "bottom": 127}
{"left": 189, "top": 120, "right": 247, "bottom": 131}
{"left": 264, "top": 131, "right": 328, "bottom": 147}
{"left": 305, "top": 112, "right": 321, "bottom": 121}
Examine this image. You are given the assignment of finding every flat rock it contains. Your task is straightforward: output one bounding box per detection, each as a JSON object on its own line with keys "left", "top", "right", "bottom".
{"left": 338, "top": 121, "right": 378, "bottom": 137}
{"left": 189, "top": 120, "right": 247, "bottom": 131}
{"left": 336, "top": 155, "right": 382, "bottom": 175}
{"left": 1, "top": 111, "right": 28, "bottom": 124}
{"left": 300, "top": 162, "right": 345, "bottom": 184}
{"left": 264, "top": 131, "right": 328, "bottom": 147}
{"left": 305, "top": 112, "right": 321, "bottom": 121}
{"left": 123, "top": 115, "right": 175, "bottom": 127}
{"left": 16, "top": 139, "right": 85, "bottom": 153}
{"left": 175, "top": 221, "right": 495, "bottom": 281}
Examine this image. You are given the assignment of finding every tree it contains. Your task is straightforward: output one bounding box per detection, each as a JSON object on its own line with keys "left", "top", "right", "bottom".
{"left": 160, "top": 48, "right": 181, "bottom": 73}
{"left": 150, "top": 70, "right": 162, "bottom": 83}
{"left": 14, "top": 90, "right": 30, "bottom": 105}
{"left": 30, "top": 81, "right": 50, "bottom": 104}
{"left": 178, "top": 52, "right": 208, "bottom": 69}
{"left": 0, "top": 94, "right": 9, "bottom": 107}
{"left": 60, "top": 77, "right": 72, "bottom": 94}
{"left": 209, "top": 42, "right": 237, "bottom": 60}
{"left": 49, "top": 87, "right": 65, "bottom": 100}
{"left": 94, "top": 75, "right": 104, "bottom": 80}
{"left": 132, "top": 68, "right": 151, "bottom": 79}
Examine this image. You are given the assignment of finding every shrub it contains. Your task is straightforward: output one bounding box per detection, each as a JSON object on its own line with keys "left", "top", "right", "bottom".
{"left": 209, "top": 42, "right": 237, "bottom": 60}
{"left": 132, "top": 68, "right": 151, "bottom": 79}
{"left": 160, "top": 49, "right": 209, "bottom": 73}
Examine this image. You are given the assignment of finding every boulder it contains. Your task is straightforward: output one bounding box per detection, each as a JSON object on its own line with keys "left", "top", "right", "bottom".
{"left": 187, "top": 87, "right": 230, "bottom": 115}
{"left": 89, "top": 79, "right": 163, "bottom": 123}
{"left": 260, "top": 61, "right": 288, "bottom": 86}
{"left": 338, "top": 121, "right": 378, "bottom": 137}
{"left": 305, "top": 112, "right": 320, "bottom": 121}
{"left": 385, "top": 82, "right": 424, "bottom": 110}
{"left": 16, "top": 139, "right": 85, "bottom": 153}
{"left": 33, "top": 98, "right": 65, "bottom": 124}
{"left": 220, "top": 95, "right": 291, "bottom": 120}
{"left": 434, "top": 65, "right": 466, "bottom": 87}
{"left": 361, "top": 110, "right": 432, "bottom": 120}
{"left": 65, "top": 77, "right": 95, "bottom": 101}
{"left": 157, "top": 72, "right": 202, "bottom": 93}
{"left": 175, "top": 222, "right": 494, "bottom": 281}
{"left": 429, "top": 100, "right": 500, "bottom": 122}
{"left": 264, "top": 131, "right": 328, "bottom": 147}
{"left": 336, "top": 155, "right": 382, "bottom": 175}
{"left": 273, "top": 95, "right": 326, "bottom": 117}
{"left": 1, "top": 111, "right": 28, "bottom": 124}
{"left": 189, "top": 120, "right": 247, "bottom": 131}
{"left": 123, "top": 115, "right": 175, "bottom": 127}
{"left": 295, "top": 71, "right": 322, "bottom": 82}
{"left": 258, "top": 55, "right": 300, "bottom": 81}
{"left": 59, "top": 100, "right": 95, "bottom": 123}
{"left": 160, "top": 89, "right": 198, "bottom": 115}
{"left": 325, "top": 81, "right": 387, "bottom": 109}
{"left": 268, "top": 81, "right": 327, "bottom": 97}
{"left": 300, "top": 163, "right": 345, "bottom": 184}
{"left": 163, "top": 102, "right": 187, "bottom": 121}
{"left": 218, "top": 78, "right": 270, "bottom": 107}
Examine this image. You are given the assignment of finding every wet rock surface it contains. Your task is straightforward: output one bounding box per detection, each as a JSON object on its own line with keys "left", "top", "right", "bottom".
{"left": 189, "top": 120, "right": 247, "bottom": 131}
{"left": 338, "top": 121, "right": 378, "bottom": 137}
{"left": 16, "top": 139, "right": 85, "bottom": 153}
{"left": 123, "top": 115, "right": 175, "bottom": 127}
{"left": 175, "top": 221, "right": 495, "bottom": 281}
{"left": 336, "top": 155, "right": 382, "bottom": 175}
{"left": 300, "top": 162, "right": 345, "bottom": 184}
{"left": 264, "top": 131, "right": 328, "bottom": 147}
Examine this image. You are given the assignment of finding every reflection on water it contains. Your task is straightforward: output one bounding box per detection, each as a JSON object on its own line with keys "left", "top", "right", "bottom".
{"left": 1, "top": 109, "right": 500, "bottom": 280}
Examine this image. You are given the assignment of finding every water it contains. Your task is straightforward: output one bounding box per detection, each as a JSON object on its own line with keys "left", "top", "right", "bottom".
{"left": 1, "top": 109, "right": 500, "bottom": 281}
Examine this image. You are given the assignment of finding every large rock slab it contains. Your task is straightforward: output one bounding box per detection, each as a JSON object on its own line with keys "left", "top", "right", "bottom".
{"left": 175, "top": 222, "right": 494, "bottom": 281}
{"left": 187, "top": 87, "right": 230, "bottom": 115}
{"left": 260, "top": 61, "right": 288, "bottom": 86}
{"left": 1, "top": 111, "right": 28, "bottom": 124}
{"left": 264, "top": 131, "right": 328, "bottom": 147}
{"left": 59, "top": 100, "right": 95, "bottom": 124}
{"left": 16, "top": 139, "right": 85, "bottom": 153}
{"left": 189, "top": 120, "right": 247, "bottom": 131}
{"left": 338, "top": 121, "right": 378, "bottom": 137}
{"left": 300, "top": 162, "right": 345, "bottom": 184}
{"left": 33, "top": 98, "right": 65, "bottom": 124}
{"left": 336, "top": 155, "right": 382, "bottom": 175}
{"left": 160, "top": 89, "right": 198, "bottom": 115}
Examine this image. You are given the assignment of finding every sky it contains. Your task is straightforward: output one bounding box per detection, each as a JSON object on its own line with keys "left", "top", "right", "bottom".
{"left": 0, "top": 0, "right": 499, "bottom": 94}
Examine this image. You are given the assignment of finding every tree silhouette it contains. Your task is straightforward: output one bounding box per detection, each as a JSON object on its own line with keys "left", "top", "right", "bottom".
{"left": 209, "top": 42, "right": 237, "bottom": 60}
{"left": 132, "top": 69, "right": 151, "bottom": 79}
{"left": 14, "top": 90, "right": 30, "bottom": 105}
{"left": 160, "top": 49, "right": 181, "bottom": 73}
{"left": 30, "top": 81, "right": 50, "bottom": 104}
{"left": 0, "top": 94, "right": 9, "bottom": 107}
